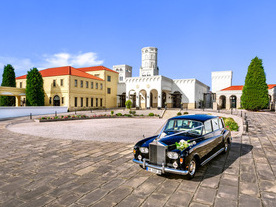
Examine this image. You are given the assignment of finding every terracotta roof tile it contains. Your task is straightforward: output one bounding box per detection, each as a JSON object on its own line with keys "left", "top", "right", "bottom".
{"left": 77, "top": 65, "right": 118, "bottom": 74}
{"left": 16, "top": 66, "right": 103, "bottom": 81}
{"left": 221, "top": 84, "right": 276, "bottom": 91}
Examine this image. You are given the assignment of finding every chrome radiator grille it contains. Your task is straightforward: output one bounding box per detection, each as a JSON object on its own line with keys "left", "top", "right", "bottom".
{"left": 149, "top": 143, "right": 166, "bottom": 165}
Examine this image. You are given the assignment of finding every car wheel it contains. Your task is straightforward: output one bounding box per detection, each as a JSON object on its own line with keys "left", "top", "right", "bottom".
{"left": 223, "top": 139, "right": 230, "bottom": 154}
{"left": 187, "top": 158, "right": 197, "bottom": 179}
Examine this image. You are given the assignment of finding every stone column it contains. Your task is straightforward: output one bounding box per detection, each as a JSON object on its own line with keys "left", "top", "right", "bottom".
{"left": 226, "top": 96, "right": 231, "bottom": 110}
{"left": 15, "top": 96, "right": 21, "bottom": 107}
{"left": 157, "top": 91, "right": 162, "bottom": 109}
{"left": 136, "top": 93, "right": 140, "bottom": 109}
{"left": 146, "top": 93, "right": 150, "bottom": 109}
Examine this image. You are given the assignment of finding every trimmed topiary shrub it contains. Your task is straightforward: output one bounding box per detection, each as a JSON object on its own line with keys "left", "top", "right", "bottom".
{"left": 241, "top": 57, "right": 269, "bottom": 111}
{"left": 125, "top": 100, "right": 132, "bottom": 110}
{"left": 129, "top": 110, "right": 136, "bottom": 115}
{"left": 183, "top": 112, "right": 189, "bottom": 114}
{"left": 111, "top": 111, "right": 114, "bottom": 115}
{"left": 148, "top": 113, "right": 154, "bottom": 116}
{"left": 177, "top": 112, "right": 182, "bottom": 116}
{"left": 116, "top": 113, "right": 122, "bottom": 116}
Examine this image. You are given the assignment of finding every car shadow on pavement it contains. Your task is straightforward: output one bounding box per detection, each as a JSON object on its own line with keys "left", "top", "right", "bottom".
{"left": 162, "top": 142, "right": 253, "bottom": 181}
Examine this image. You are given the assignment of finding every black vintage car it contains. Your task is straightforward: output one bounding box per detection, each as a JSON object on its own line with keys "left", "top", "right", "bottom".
{"left": 133, "top": 114, "right": 232, "bottom": 179}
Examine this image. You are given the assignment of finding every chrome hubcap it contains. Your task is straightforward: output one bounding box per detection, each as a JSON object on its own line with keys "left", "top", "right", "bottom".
{"left": 225, "top": 142, "right": 228, "bottom": 152}
{"left": 189, "top": 160, "right": 196, "bottom": 175}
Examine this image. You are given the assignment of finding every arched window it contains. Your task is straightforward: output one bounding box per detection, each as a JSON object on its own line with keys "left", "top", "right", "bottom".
{"left": 230, "top": 95, "right": 237, "bottom": 108}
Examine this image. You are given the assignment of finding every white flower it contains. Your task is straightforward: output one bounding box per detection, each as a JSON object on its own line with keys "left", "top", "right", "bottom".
{"left": 179, "top": 139, "right": 185, "bottom": 144}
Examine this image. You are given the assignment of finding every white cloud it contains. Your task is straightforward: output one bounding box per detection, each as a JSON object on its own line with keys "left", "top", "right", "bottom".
{"left": 42, "top": 52, "right": 104, "bottom": 68}
{"left": 0, "top": 52, "right": 104, "bottom": 83}
{"left": 0, "top": 57, "right": 34, "bottom": 83}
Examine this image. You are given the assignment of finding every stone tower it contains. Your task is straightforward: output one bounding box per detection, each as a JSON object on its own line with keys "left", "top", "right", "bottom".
{"left": 139, "top": 47, "right": 159, "bottom": 77}
{"left": 211, "top": 71, "right": 233, "bottom": 92}
{"left": 113, "top": 64, "right": 132, "bottom": 83}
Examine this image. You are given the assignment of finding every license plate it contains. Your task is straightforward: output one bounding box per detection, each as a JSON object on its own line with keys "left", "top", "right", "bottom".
{"left": 146, "top": 167, "right": 161, "bottom": 175}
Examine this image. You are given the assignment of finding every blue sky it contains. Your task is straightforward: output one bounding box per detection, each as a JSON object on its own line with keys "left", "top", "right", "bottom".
{"left": 0, "top": 0, "right": 276, "bottom": 89}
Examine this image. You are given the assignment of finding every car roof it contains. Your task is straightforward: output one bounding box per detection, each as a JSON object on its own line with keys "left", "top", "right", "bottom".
{"left": 169, "top": 114, "right": 218, "bottom": 122}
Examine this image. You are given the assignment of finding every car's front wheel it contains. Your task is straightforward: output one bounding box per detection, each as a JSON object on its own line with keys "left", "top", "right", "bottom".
{"left": 223, "top": 139, "right": 230, "bottom": 154}
{"left": 187, "top": 158, "right": 197, "bottom": 179}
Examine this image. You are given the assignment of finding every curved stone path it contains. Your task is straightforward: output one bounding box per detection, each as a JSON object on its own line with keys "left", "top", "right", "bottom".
{"left": 0, "top": 112, "right": 275, "bottom": 206}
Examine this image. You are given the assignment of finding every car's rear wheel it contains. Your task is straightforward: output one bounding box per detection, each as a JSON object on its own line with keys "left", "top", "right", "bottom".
{"left": 187, "top": 158, "right": 197, "bottom": 179}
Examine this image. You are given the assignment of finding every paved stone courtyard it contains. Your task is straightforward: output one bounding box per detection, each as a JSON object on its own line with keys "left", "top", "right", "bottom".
{"left": 0, "top": 112, "right": 276, "bottom": 206}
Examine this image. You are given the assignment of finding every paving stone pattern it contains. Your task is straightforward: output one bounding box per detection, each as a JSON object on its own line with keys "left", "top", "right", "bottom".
{"left": 0, "top": 112, "right": 276, "bottom": 206}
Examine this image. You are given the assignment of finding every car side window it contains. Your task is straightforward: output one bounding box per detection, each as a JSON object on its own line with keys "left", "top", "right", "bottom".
{"left": 204, "top": 120, "right": 213, "bottom": 134}
{"left": 212, "top": 118, "right": 219, "bottom": 131}
{"left": 218, "top": 118, "right": 224, "bottom": 129}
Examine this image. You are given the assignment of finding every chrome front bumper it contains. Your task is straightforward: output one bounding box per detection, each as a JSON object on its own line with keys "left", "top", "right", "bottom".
{"left": 133, "top": 158, "right": 189, "bottom": 175}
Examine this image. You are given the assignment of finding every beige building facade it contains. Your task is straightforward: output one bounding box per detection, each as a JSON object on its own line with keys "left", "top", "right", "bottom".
{"left": 16, "top": 66, "right": 118, "bottom": 110}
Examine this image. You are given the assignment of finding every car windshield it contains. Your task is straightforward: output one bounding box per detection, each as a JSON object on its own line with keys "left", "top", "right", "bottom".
{"left": 162, "top": 119, "right": 203, "bottom": 136}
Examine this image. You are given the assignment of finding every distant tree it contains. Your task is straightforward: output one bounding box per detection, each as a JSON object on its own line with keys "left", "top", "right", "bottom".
{"left": 0, "top": 64, "right": 16, "bottom": 106}
{"left": 241, "top": 57, "right": 269, "bottom": 111}
{"left": 125, "top": 100, "right": 132, "bottom": 110}
{"left": 26, "top": 68, "right": 45, "bottom": 106}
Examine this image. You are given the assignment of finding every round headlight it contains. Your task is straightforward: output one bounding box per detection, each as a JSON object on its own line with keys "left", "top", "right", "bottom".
{"left": 167, "top": 152, "right": 179, "bottom": 159}
{"left": 139, "top": 147, "right": 149, "bottom": 153}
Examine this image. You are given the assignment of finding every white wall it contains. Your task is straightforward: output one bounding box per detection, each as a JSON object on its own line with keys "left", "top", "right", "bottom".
{"left": 172, "top": 79, "right": 196, "bottom": 103}
{"left": 211, "top": 71, "right": 232, "bottom": 92}
{"left": 0, "top": 106, "right": 68, "bottom": 119}
{"left": 194, "top": 80, "right": 210, "bottom": 105}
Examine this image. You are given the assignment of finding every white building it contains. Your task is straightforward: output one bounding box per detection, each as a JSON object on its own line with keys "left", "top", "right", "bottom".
{"left": 211, "top": 71, "right": 233, "bottom": 92}
{"left": 211, "top": 70, "right": 276, "bottom": 109}
{"left": 215, "top": 84, "right": 276, "bottom": 110}
{"left": 113, "top": 47, "right": 210, "bottom": 109}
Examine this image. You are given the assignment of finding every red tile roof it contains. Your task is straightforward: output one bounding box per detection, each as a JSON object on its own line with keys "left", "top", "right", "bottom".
{"left": 77, "top": 65, "right": 118, "bottom": 74}
{"left": 221, "top": 84, "right": 276, "bottom": 91}
{"left": 221, "top": 85, "right": 244, "bottom": 91}
{"left": 16, "top": 66, "right": 103, "bottom": 81}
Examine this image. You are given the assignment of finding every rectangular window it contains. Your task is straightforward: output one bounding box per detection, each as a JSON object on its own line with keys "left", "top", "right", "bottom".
{"left": 20, "top": 82, "right": 22, "bottom": 88}
{"left": 96, "top": 98, "right": 98, "bottom": 107}
{"left": 91, "top": 98, "right": 93, "bottom": 107}
{"left": 107, "top": 88, "right": 111, "bottom": 94}
{"left": 96, "top": 83, "right": 98, "bottom": 89}
{"left": 100, "top": 98, "right": 103, "bottom": 107}
{"left": 119, "top": 76, "right": 123, "bottom": 81}
{"left": 100, "top": 83, "right": 103, "bottom": 90}
{"left": 49, "top": 97, "right": 52, "bottom": 104}
{"left": 60, "top": 79, "right": 63, "bottom": 86}
{"left": 62, "top": 97, "right": 64, "bottom": 104}
{"left": 75, "top": 80, "right": 78, "bottom": 87}
{"left": 91, "top": 82, "right": 93, "bottom": 89}
{"left": 204, "top": 120, "right": 213, "bottom": 134}
{"left": 81, "top": 80, "right": 83, "bottom": 88}
{"left": 86, "top": 98, "right": 88, "bottom": 107}
{"left": 86, "top": 81, "right": 88, "bottom": 88}
{"left": 75, "top": 97, "right": 77, "bottom": 107}
{"left": 53, "top": 80, "right": 56, "bottom": 87}
{"left": 212, "top": 118, "right": 219, "bottom": 131}
{"left": 107, "top": 75, "right": 111, "bottom": 82}
{"left": 81, "top": 97, "right": 83, "bottom": 107}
